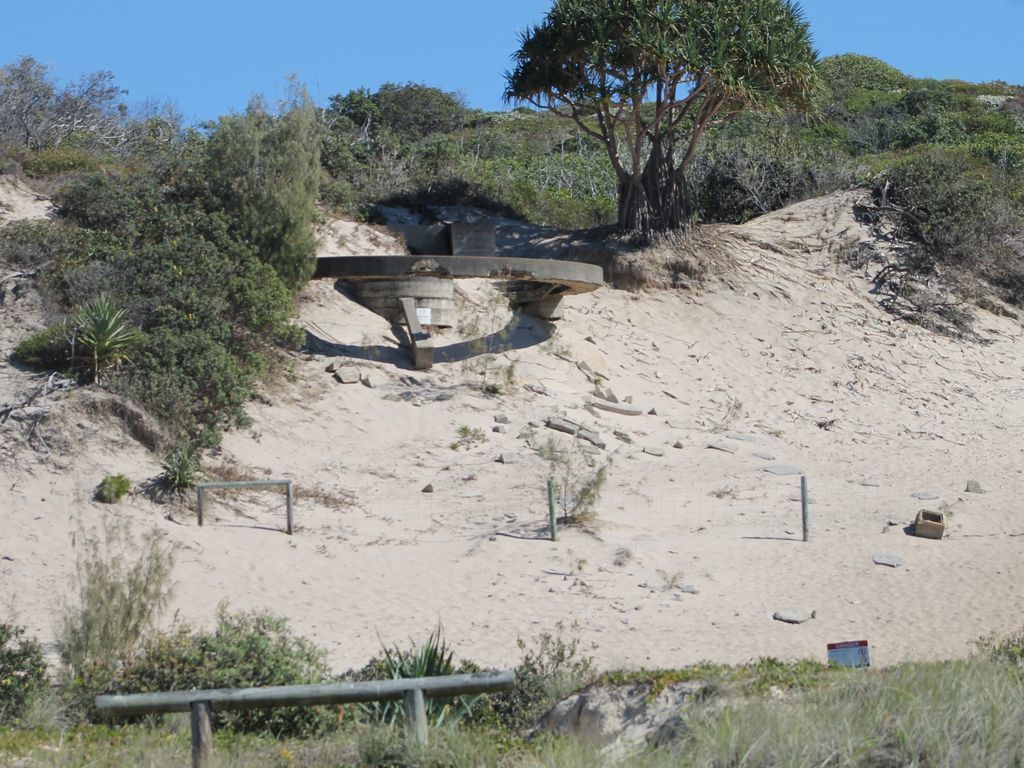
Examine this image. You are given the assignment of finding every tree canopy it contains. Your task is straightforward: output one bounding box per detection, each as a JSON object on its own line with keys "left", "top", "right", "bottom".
{"left": 505, "top": 0, "right": 819, "bottom": 234}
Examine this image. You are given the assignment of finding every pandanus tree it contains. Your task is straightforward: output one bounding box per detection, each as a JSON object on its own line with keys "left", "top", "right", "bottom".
{"left": 505, "top": 0, "right": 819, "bottom": 236}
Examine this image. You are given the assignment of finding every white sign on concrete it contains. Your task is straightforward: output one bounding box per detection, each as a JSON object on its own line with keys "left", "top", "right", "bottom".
{"left": 827, "top": 640, "right": 870, "bottom": 668}
{"left": 416, "top": 307, "right": 432, "bottom": 325}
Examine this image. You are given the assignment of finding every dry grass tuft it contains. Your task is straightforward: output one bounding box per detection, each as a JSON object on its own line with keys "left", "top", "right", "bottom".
{"left": 609, "top": 226, "right": 735, "bottom": 291}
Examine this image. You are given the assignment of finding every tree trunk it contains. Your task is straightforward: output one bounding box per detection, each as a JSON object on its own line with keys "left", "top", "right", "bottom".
{"left": 616, "top": 138, "right": 690, "bottom": 237}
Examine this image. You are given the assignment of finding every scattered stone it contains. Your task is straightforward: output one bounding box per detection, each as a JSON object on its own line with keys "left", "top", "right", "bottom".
{"left": 679, "top": 585, "right": 700, "bottom": 595}
{"left": 706, "top": 442, "right": 738, "bottom": 454}
{"left": 887, "top": 520, "right": 901, "bottom": 527}
{"left": 497, "top": 454, "right": 520, "bottom": 465}
{"left": 643, "top": 446, "right": 665, "bottom": 457}
{"left": 492, "top": 425, "right": 507, "bottom": 434}
{"left": 526, "top": 383, "right": 552, "bottom": 396}
{"left": 592, "top": 398, "right": 645, "bottom": 416}
{"left": 577, "top": 360, "right": 596, "bottom": 380}
{"left": 725, "top": 432, "right": 758, "bottom": 443}
{"left": 421, "top": 483, "right": 434, "bottom": 493}
{"left": 965, "top": 480, "right": 984, "bottom": 494}
{"left": 334, "top": 366, "right": 361, "bottom": 384}
{"left": 546, "top": 417, "right": 606, "bottom": 449}
{"left": 673, "top": 441, "right": 684, "bottom": 450}
{"left": 613, "top": 430, "right": 634, "bottom": 445}
{"left": 325, "top": 361, "right": 340, "bottom": 373}
{"left": 752, "top": 452, "right": 776, "bottom": 461}
{"left": 764, "top": 465, "right": 803, "bottom": 476}
{"left": 648, "top": 408, "right": 658, "bottom": 416}
{"left": 624, "top": 395, "right": 634, "bottom": 404}
{"left": 494, "top": 414, "right": 510, "bottom": 425}
{"left": 873, "top": 553, "right": 904, "bottom": 568}
{"left": 433, "top": 392, "right": 454, "bottom": 402}
{"left": 360, "top": 375, "right": 376, "bottom": 389}
{"left": 861, "top": 478, "right": 882, "bottom": 488}
{"left": 667, "top": 421, "right": 688, "bottom": 430}
{"left": 773, "top": 610, "right": 814, "bottom": 625}
{"left": 911, "top": 492, "right": 939, "bottom": 501}
{"left": 383, "top": 393, "right": 405, "bottom": 402}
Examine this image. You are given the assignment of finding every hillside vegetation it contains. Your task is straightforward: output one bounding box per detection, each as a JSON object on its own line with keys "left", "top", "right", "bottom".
{"left": 3, "top": 53, "right": 1024, "bottom": 449}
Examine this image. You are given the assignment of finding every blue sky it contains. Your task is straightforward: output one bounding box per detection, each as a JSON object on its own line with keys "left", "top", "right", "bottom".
{"left": 2, "top": 1, "right": 1023, "bottom": 124}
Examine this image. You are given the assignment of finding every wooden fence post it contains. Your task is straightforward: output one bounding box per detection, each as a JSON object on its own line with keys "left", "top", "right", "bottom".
{"left": 196, "top": 487, "right": 204, "bottom": 527}
{"left": 190, "top": 700, "right": 213, "bottom": 768}
{"left": 404, "top": 688, "right": 428, "bottom": 746}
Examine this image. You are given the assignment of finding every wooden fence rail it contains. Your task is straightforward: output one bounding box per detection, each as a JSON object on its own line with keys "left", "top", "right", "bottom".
{"left": 95, "top": 670, "right": 515, "bottom": 767}
{"left": 196, "top": 479, "right": 294, "bottom": 535}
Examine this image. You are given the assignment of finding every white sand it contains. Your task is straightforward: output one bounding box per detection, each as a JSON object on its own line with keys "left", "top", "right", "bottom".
{"left": 2, "top": 183, "right": 1022, "bottom": 673}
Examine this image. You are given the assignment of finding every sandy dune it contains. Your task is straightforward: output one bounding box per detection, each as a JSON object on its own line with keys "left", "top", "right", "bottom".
{"left": 2, "top": 183, "right": 1022, "bottom": 673}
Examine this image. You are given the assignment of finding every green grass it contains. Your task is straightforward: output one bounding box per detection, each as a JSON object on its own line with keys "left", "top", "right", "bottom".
{"left": 4, "top": 658, "right": 1023, "bottom": 766}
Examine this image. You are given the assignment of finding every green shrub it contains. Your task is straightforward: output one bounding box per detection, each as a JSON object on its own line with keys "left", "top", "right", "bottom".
{"left": 818, "top": 54, "right": 911, "bottom": 94}
{"left": 58, "top": 519, "right": 174, "bottom": 679}
{"left": 979, "top": 628, "right": 1024, "bottom": 667}
{"left": 881, "top": 146, "right": 1020, "bottom": 281}
{"left": 117, "top": 608, "right": 334, "bottom": 737}
{"left": 22, "top": 146, "right": 102, "bottom": 177}
{"left": 0, "top": 623, "right": 48, "bottom": 724}
{"left": 13, "top": 323, "right": 72, "bottom": 371}
{"left": 53, "top": 172, "right": 165, "bottom": 243}
{"left": 488, "top": 627, "right": 595, "bottom": 732}
{"left": 57, "top": 518, "right": 174, "bottom": 720}
{"left": 159, "top": 440, "right": 202, "bottom": 492}
{"left": 205, "top": 89, "right": 320, "bottom": 289}
{"left": 94, "top": 474, "right": 131, "bottom": 504}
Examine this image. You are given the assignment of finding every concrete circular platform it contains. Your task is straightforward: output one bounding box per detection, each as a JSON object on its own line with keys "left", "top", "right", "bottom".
{"left": 313, "top": 255, "right": 604, "bottom": 296}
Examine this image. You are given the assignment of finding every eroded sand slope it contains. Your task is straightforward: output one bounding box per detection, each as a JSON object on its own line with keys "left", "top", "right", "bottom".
{"left": 2, "top": 186, "right": 1022, "bottom": 671}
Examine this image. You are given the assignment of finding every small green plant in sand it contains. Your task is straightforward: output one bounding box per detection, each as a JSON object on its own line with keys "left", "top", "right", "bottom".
{"left": 94, "top": 474, "right": 131, "bottom": 504}
{"left": 539, "top": 438, "right": 607, "bottom": 526}
{"left": 160, "top": 441, "right": 203, "bottom": 492}
{"left": 57, "top": 517, "right": 174, "bottom": 720}
{"left": 450, "top": 424, "right": 487, "bottom": 451}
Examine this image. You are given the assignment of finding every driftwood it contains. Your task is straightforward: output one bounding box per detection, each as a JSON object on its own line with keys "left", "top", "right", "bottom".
{"left": 0, "top": 373, "right": 75, "bottom": 457}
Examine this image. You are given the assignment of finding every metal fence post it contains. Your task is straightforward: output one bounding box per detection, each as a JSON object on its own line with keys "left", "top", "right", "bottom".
{"left": 404, "top": 688, "right": 428, "bottom": 745}
{"left": 801, "top": 475, "right": 809, "bottom": 543}
{"left": 547, "top": 478, "right": 557, "bottom": 542}
{"left": 285, "top": 481, "right": 294, "bottom": 536}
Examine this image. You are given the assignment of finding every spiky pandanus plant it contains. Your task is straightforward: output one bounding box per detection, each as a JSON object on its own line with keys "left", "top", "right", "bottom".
{"left": 363, "top": 625, "right": 481, "bottom": 727}
{"left": 74, "top": 295, "right": 138, "bottom": 384}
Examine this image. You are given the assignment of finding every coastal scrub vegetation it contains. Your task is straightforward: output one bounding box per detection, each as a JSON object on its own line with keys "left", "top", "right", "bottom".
{"left": 4, "top": 39, "right": 1024, "bottom": 448}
